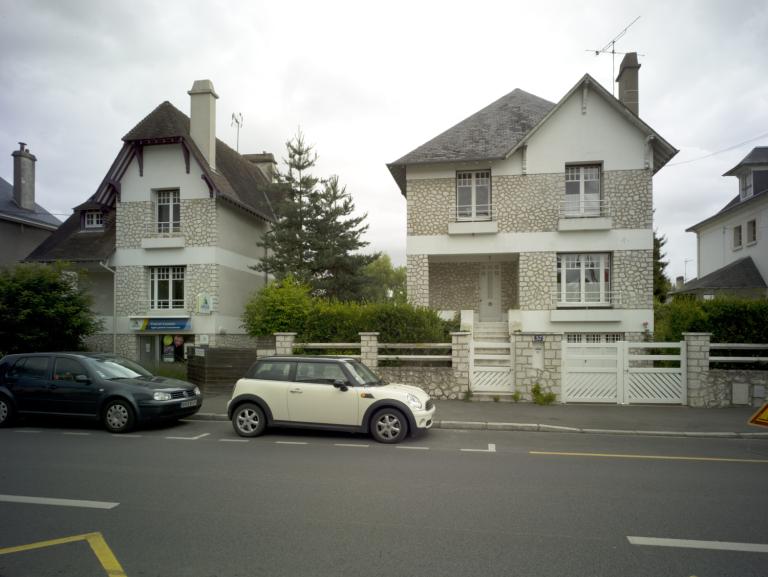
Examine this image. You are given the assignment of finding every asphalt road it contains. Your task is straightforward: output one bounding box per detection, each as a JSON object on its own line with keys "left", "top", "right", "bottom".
{"left": 1, "top": 419, "right": 767, "bottom": 577}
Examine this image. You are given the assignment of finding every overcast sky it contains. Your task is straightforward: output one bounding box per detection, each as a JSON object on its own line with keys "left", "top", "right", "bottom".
{"left": 1, "top": 0, "right": 766, "bottom": 281}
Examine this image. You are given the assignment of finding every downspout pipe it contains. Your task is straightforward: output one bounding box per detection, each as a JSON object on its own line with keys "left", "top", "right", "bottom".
{"left": 98, "top": 260, "right": 117, "bottom": 354}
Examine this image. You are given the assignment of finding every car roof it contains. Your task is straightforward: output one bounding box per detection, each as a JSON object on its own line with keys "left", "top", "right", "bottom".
{"left": 258, "top": 356, "right": 358, "bottom": 363}
{"left": 0, "top": 352, "right": 126, "bottom": 361}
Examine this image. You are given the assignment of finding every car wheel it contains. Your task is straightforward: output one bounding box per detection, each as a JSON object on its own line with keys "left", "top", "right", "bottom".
{"left": 0, "top": 395, "right": 14, "bottom": 428}
{"left": 103, "top": 399, "right": 135, "bottom": 434}
{"left": 370, "top": 408, "right": 408, "bottom": 444}
{"left": 232, "top": 403, "right": 266, "bottom": 437}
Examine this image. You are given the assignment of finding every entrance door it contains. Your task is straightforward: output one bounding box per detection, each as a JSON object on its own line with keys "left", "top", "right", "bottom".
{"left": 139, "top": 336, "right": 158, "bottom": 365}
{"left": 479, "top": 264, "right": 502, "bottom": 321}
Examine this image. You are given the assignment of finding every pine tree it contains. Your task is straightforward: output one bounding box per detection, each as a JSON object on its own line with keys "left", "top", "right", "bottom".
{"left": 653, "top": 230, "right": 672, "bottom": 302}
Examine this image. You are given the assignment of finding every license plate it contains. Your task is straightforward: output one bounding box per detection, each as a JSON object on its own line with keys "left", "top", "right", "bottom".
{"left": 180, "top": 399, "right": 198, "bottom": 408}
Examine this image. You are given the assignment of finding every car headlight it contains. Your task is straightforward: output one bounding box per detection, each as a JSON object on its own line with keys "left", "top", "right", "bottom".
{"left": 406, "top": 393, "right": 423, "bottom": 410}
{"left": 153, "top": 391, "right": 172, "bottom": 401}
{"left": 193, "top": 386, "right": 201, "bottom": 396}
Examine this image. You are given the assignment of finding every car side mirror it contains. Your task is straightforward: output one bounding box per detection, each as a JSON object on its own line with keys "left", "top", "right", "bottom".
{"left": 75, "top": 374, "right": 90, "bottom": 384}
{"left": 333, "top": 379, "right": 349, "bottom": 392}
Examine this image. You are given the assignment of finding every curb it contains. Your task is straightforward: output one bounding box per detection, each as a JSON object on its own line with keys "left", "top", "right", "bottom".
{"left": 187, "top": 413, "right": 768, "bottom": 439}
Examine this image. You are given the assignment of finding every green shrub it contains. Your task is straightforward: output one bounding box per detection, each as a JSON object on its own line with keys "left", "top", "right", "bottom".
{"left": 511, "top": 391, "right": 522, "bottom": 403}
{"left": 655, "top": 296, "right": 768, "bottom": 342}
{"left": 531, "top": 384, "right": 556, "bottom": 405}
{"left": 242, "top": 276, "right": 313, "bottom": 336}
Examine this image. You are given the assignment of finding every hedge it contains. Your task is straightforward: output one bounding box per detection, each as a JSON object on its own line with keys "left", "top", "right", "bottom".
{"left": 654, "top": 296, "right": 768, "bottom": 343}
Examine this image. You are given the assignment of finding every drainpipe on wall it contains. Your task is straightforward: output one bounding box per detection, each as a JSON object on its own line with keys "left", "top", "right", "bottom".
{"left": 99, "top": 260, "right": 117, "bottom": 354}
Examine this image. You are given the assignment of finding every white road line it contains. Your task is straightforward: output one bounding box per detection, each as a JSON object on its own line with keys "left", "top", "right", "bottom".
{"left": 62, "top": 432, "right": 91, "bottom": 436}
{"left": 276, "top": 441, "right": 308, "bottom": 445}
{"left": 112, "top": 434, "right": 143, "bottom": 438}
{"left": 397, "top": 446, "right": 430, "bottom": 450}
{"left": 220, "top": 439, "right": 249, "bottom": 443}
{"left": 165, "top": 432, "right": 210, "bottom": 441}
{"left": 627, "top": 536, "right": 768, "bottom": 553}
{"left": 461, "top": 443, "right": 496, "bottom": 453}
{"left": 334, "top": 443, "right": 369, "bottom": 448}
{"left": 13, "top": 430, "right": 41, "bottom": 434}
{"left": 0, "top": 494, "right": 119, "bottom": 510}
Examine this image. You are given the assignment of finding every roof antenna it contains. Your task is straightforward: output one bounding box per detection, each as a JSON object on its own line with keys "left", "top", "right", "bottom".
{"left": 231, "top": 112, "right": 244, "bottom": 152}
{"left": 586, "top": 16, "right": 642, "bottom": 96}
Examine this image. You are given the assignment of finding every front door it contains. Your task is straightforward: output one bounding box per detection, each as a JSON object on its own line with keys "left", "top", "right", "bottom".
{"left": 50, "top": 357, "right": 101, "bottom": 415}
{"left": 479, "top": 264, "right": 502, "bottom": 321}
{"left": 139, "top": 336, "right": 158, "bottom": 366}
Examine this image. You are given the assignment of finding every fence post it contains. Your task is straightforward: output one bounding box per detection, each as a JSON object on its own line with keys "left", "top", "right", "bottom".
{"left": 683, "top": 332, "right": 711, "bottom": 407}
{"left": 451, "top": 331, "right": 471, "bottom": 394}
{"left": 274, "top": 333, "right": 297, "bottom": 356}
{"left": 359, "top": 332, "right": 379, "bottom": 368}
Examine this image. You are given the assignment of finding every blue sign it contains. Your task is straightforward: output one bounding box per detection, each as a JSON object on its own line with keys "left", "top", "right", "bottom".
{"left": 131, "top": 318, "right": 191, "bottom": 331}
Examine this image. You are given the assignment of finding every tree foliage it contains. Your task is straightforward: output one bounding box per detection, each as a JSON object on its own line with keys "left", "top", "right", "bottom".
{"left": 254, "top": 130, "right": 376, "bottom": 301}
{"left": 0, "top": 263, "right": 101, "bottom": 355}
{"left": 654, "top": 296, "right": 768, "bottom": 343}
{"left": 360, "top": 254, "right": 407, "bottom": 303}
{"left": 653, "top": 230, "right": 672, "bottom": 302}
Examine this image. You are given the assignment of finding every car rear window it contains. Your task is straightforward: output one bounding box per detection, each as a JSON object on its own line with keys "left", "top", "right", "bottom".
{"left": 295, "top": 362, "right": 347, "bottom": 385}
{"left": 250, "top": 361, "right": 294, "bottom": 381}
{"left": 8, "top": 357, "right": 50, "bottom": 380}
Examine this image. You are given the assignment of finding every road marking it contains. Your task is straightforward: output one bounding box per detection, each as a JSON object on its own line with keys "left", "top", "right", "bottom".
{"left": 628, "top": 536, "right": 768, "bottom": 553}
{"left": 0, "top": 532, "right": 127, "bottom": 577}
{"left": 334, "top": 443, "right": 369, "bottom": 448}
{"left": 461, "top": 443, "right": 496, "bottom": 453}
{"left": 62, "top": 432, "right": 91, "bottom": 436}
{"left": 112, "top": 434, "right": 142, "bottom": 438}
{"left": 397, "top": 446, "right": 430, "bottom": 450}
{"left": 13, "top": 430, "right": 41, "bottom": 434}
{"left": 530, "top": 451, "right": 768, "bottom": 464}
{"left": 0, "top": 494, "right": 119, "bottom": 510}
{"left": 276, "top": 441, "right": 308, "bottom": 445}
{"left": 220, "top": 438, "right": 249, "bottom": 443}
{"left": 165, "top": 432, "right": 210, "bottom": 441}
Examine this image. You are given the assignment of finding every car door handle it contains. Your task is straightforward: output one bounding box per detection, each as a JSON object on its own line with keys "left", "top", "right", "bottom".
{"left": 289, "top": 388, "right": 303, "bottom": 394}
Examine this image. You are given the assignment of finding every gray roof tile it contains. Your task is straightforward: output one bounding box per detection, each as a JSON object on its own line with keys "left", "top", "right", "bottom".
{"left": 0, "top": 176, "right": 61, "bottom": 229}
{"left": 677, "top": 257, "right": 766, "bottom": 292}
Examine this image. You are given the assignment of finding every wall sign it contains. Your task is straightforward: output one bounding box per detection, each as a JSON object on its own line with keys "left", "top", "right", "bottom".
{"left": 532, "top": 335, "right": 545, "bottom": 342}
{"left": 130, "top": 318, "right": 191, "bottom": 331}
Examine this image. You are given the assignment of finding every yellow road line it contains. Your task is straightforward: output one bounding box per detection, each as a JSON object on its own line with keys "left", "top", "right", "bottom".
{"left": 529, "top": 450, "right": 768, "bottom": 464}
{"left": 0, "top": 532, "right": 127, "bottom": 577}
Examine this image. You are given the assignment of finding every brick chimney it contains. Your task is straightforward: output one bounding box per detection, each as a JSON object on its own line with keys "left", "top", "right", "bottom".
{"left": 188, "top": 79, "right": 219, "bottom": 170}
{"left": 676, "top": 276, "right": 684, "bottom": 290}
{"left": 12, "top": 142, "right": 36, "bottom": 211}
{"left": 616, "top": 52, "right": 641, "bottom": 115}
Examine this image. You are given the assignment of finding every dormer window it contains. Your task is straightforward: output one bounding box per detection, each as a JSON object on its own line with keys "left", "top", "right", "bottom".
{"left": 84, "top": 210, "right": 104, "bottom": 229}
{"left": 739, "top": 173, "right": 753, "bottom": 201}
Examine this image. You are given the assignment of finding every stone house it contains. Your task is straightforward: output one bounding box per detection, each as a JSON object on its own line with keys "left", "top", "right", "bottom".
{"left": 387, "top": 54, "right": 677, "bottom": 396}
{"left": 674, "top": 147, "right": 768, "bottom": 299}
{"left": 0, "top": 143, "right": 60, "bottom": 266}
{"left": 28, "top": 80, "right": 278, "bottom": 364}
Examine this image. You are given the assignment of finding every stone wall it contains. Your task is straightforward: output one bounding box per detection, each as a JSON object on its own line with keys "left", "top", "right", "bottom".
{"left": 494, "top": 173, "right": 560, "bottom": 232}
{"left": 709, "top": 369, "right": 768, "bottom": 407}
{"left": 185, "top": 264, "right": 219, "bottom": 311}
{"left": 115, "top": 266, "right": 146, "bottom": 316}
{"left": 512, "top": 333, "right": 562, "bottom": 401}
{"left": 429, "top": 261, "right": 517, "bottom": 312}
{"left": 603, "top": 169, "right": 652, "bottom": 229}
{"left": 613, "top": 250, "right": 653, "bottom": 309}
{"left": 83, "top": 333, "right": 113, "bottom": 353}
{"left": 407, "top": 178, "right": 453, "bottom": 235}
{"left": 377, "top": 367, "right": 459, "bottom": 400}
{"left": 116, "top": 334, "right": 138, "bottom": 360}
{"left": 519, "top": 252, "right": 556, "bottom": 310}
{"left": 406, "top": 254, "right": 429, "bottom": 307}
{"left": 182, "top": 198, "right": 218, "bottom": 247}
{"left": 116, "top": 201, "right": 151, "bottom": 248}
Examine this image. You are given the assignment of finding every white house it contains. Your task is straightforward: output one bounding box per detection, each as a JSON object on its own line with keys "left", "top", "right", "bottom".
{"left": 388, "top": 54, "right": 677, "bottom": 396}
{"left": 676, "top": 147, "right": 768, "bottom": 299}
{"left": 28, "top": 80, "right": 278, "bottom": 364}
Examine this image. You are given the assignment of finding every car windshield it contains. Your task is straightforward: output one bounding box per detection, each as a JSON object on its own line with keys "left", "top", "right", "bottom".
{"left": 86, "top": 356, "right": 154, "bottom": 380}
{"left": 344, "top": 360, "right": 384, "bottom": 386}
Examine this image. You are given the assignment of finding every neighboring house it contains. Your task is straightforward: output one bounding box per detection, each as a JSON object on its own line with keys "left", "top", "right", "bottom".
{"left": 675, "top": 147, "right": 768, "bottom": 299}
{"left": 387, "top": 53, "right": 677, "bottom": 395}
{"left": 0, "top": 143, "right": 60, "bottom": 265}
{"left": 28, "top": 80, "right": 278, "bottom": 364}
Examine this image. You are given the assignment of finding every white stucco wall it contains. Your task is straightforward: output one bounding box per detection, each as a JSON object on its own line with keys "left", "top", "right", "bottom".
{"left": 120, "top": 144, "right": 210, "bottom": 202}
{"left": 696, "top": 194, "right": 768, "bottom": 280}
{"left": 217, "top": 203, "right": 268, "bottom": 260}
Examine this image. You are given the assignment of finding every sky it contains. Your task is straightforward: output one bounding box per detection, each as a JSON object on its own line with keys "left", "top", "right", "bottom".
{"left": 1, "top": 0, "right": 766, "bottom": 282}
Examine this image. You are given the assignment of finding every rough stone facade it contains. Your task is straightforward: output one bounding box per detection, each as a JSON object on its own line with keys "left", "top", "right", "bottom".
{"left": 185, "top": 264, "right": 219, "bottom": 311}
{"left": 377, "top": 367, "right": 459, "bottom": 399}
{"left": 512, "top": 333, "right": 562, "bottom": 401}
{"left": 182, "top": 198, "right": 218, "bottom": 246}
{"left": 709, "top": 369, "right": 768, "bottom": 407}
{"left": 83, "top": 333, "right": 112, "bottom": 353}
{"left": 613, "top": 250, "right": 653, "bottom": 309}
{"left": 407, "top": 178, "right": 453, "bottom": 235}
{"left": 116, "top": 199, "right": 218, "bottom": 248}
{"left": 602, "top": 169, "right": 652, "bottom": 229}
{"left": 115, "top": 266, "right": 146, "bottom": 316}
{"left": 429, "top": 261, "right": 518, "bottom": 312}
{"left": 451, "top": 332, "right": 471, "bottom": 394}
{"left": 518, "top": 252, "right": 556, "bottom": 310}
{"left": 116, "top": 334, "right": 138, "bottom": 360}
{"left": 406, "top": 254, "right": 429, "bottom": 307}
{"left": 116, "top": 201, "right": 152, "bottom": 248}
{"left": 493, "top": 173, "right": 560, "bottom": 232}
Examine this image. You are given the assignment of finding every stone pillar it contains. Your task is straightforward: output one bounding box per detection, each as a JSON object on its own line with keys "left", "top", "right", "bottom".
{"left": 359, "top": 332, "right": 379, "bottom": 368}
{"left": 683, "top": 332, "right": 712, "bottom": 407}
{"left": 451, "top": 331, "right": 471, "bottom": 393}
{"left": 512, "top": 332, "right": 563, "bottom": 401}
{"left": 274, "top": 332, "right": 297, "bottom": 356}
{"left": 406, "top": 254, "right": 429, "bottom": 307}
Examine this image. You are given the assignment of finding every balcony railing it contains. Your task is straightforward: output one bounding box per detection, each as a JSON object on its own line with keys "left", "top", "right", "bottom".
{"left": 450, "top": 204, "right": 496, "bottom": 222}
{"left": 551, "top": 288, "right": 620, "bottom": 308}
{"left": 145, "top": 221, "right": 183, "bottom": 238}
{"left": 559, "top": 198, "right": 610, "bottom": 218}
{"left": 138, "top": 298, "right": 190, "bottom": 312}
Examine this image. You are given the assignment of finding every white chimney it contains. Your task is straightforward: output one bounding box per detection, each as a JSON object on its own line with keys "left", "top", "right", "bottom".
{"left": 12, "top": 142, "right": 36, "bottom": 211}
{"left": 188, "top": 79, "right": 219, "bottom": 170}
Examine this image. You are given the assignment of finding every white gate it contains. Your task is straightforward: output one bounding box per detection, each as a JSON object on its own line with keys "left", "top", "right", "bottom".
{"left": 562, "top": 341, "right": 686, "bottom": 405}
{"left": 470, "top": 339, "right": 515, "bottom": 394}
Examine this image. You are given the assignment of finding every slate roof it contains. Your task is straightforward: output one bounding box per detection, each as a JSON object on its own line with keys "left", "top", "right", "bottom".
{"left": 26, "top": 209, "right": 115, "bottom": 263}
{"left": 676, "top": 257, "right": 766, "bottom": 292}
{"left": 0, "top": 176, "right": 61, "bottom": 229}
{"left": 723, "top": 147, "right": 768, "bottom": 176}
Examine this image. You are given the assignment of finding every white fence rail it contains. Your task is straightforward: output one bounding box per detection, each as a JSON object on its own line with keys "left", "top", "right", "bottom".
{"left": 709, "top": 343, "right": 768, "bottom": 364}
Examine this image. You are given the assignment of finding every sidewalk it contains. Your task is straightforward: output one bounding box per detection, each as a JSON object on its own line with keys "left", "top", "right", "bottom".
{"left": 192, "top": 389, "right": 768, "bottom": 438}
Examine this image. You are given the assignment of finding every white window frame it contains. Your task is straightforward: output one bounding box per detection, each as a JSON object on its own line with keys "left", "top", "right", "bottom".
{"left": 733, "top": 224, "right": 743, "bottom": 250}
{"left": 564, "top": 164, "right": 601, "bottom": 217}
{"left": 747, "top": 219, "right": 757, "bottom": 245}
{"left": 556, "top": 253, "right": 612, "bottom": 307}
{"left": 456, "top": 170, "right": 491, "bottom": 221}
{"left": 155, "top": 189, "right": 181, "bottom": 234}
{"left": 84, "top": 210, "right": 103, "bottom": 229}
{"left": 149, "top": 266, "right": 185, "bottom": 310}
{"left": 739, "top": 173, "right": 753, "bottom": 201}
{"left": 565, "top": 333, "right": 624, "bottom": 344}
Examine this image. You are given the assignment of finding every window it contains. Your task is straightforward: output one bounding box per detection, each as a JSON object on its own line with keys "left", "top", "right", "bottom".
{"left": 733, "top": 225, "right": 743, "bottom": 249}
{"left": 456, "top": 170, "right": 491, "bottom": 221}
{"left": 156, "top": 189, "right": 180, "bottom": 233}
{"left": 565, "top": 333, "right": 624, "bottom": 344}
{"left": 747, "top": 219, "right": 757, "bottom": 244}
{"left": 8, "top": 356, "right": 50, "bottom": 380}
{"left": 249, "top": 361, "right": 294, "bottom": 381}
{"left": 149, "top": 266, "right": 185, "bottom": 309}
{"left": 84, "top": 210, "right": 103, "bottom": 229}
{"left": 53, "top": 358, "right": 88, "bottom": 382}
{"left": 296, "top": 362, "right": 347, "bottom": 385}
{"left": 564, "top": 165, "right": 601, "bottom": 216}
{"left": 739, "top": 173, "right": 753, "bottom": 201}
{"left": 556, "top": 253, "right": 611, "bottom": 306}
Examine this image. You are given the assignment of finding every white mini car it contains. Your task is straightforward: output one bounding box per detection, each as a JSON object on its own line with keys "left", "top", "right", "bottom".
{"left": 227, "top": 356, "right": 435, "bottom": 443}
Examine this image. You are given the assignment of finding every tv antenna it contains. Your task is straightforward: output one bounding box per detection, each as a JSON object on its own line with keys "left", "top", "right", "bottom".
{"left": 586, "top": 16, "right": 642, "bottom": 96}
{"left": 231, "top": 112, "right": 244, "bottom": 152}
